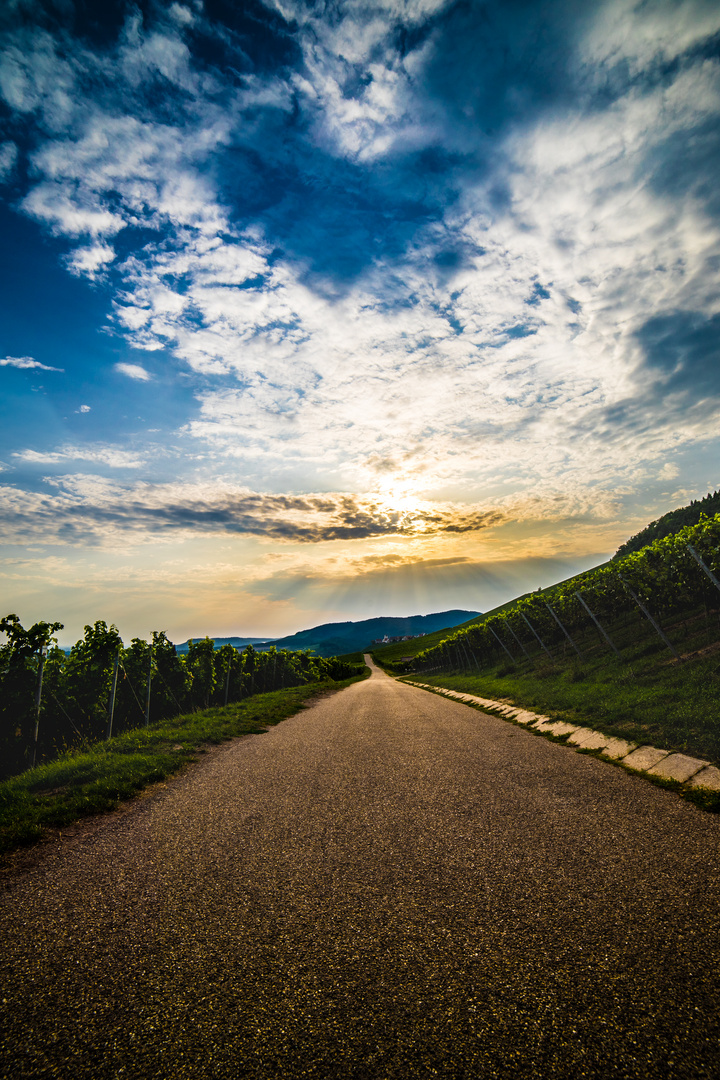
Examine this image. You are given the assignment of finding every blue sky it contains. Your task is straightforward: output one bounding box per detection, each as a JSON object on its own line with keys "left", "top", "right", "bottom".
{"left": 1, "top": 0, "right": 719, "bottom": 644}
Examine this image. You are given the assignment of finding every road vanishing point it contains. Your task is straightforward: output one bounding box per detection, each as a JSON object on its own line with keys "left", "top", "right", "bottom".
{"left": 1, "top": 657, "right": 719, "bottom": 1078}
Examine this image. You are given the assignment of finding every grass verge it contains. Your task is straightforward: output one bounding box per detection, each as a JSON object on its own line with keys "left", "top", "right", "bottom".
{"left": 0, "top": 673, "right": 367, "bottom": 857}
{"left": 404, "top": 645, "right": 720, "bottom": 764}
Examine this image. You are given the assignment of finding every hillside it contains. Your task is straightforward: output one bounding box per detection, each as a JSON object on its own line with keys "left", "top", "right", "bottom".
{"left": 614, "top": 489, "right": 720, "bottom": 557}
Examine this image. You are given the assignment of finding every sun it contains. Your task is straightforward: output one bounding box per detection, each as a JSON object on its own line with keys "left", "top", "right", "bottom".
{"left": 380, "top": 492, "right": 420, "bottom": 514}
{"left": 370, "top": 481, "right": 440, "bottom": 534}
{"left": 374, "top": 480, "right": 423, "bottom": 514}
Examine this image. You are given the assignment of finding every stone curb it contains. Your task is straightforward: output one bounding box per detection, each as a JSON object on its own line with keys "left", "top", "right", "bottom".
{"left": 403, "top": 681, "right": 720, "bottom": 795}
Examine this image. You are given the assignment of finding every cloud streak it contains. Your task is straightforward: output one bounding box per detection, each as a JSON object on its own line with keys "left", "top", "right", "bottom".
{"left": 1, "top": 355, "right": 63, "bottom": 372}
{"left": 115, "top": 362, "right": 152, "bottom": 381}
{"left": 12, "top": 446, "right": 145, "bottom": 468}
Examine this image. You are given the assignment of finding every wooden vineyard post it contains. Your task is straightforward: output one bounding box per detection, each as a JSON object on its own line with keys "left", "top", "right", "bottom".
{"left": 575, "top": 592, "right": 621, "bottom": 657}
{"left": 618, "top": 575, "right": 679, "bottom": 659}
{"left": 519, "top": 612, "right": 553, "bottom": 661}
{"left": 687, "top": 544, "right": 720, "bottom": 596}
{"left": 466, "top": 639, "right": 481, "bottom": 670}
{"left": 545, "top": 602, "right": 582, "bottom": 658}
{"left": 504, "top": 618, "right": 531, "bottom": 661}
{"left": 224, "top": 651, "right": 233, "bottom": 707}
{"left": 145, "top": 647, "right": 153, "bottom": 728}
{"left": 488, "top": 625, "right": 515, "bottom": 662}
{"left": 31, "top": 646, "right": 47, "bottom": 768}
{"left": 106, "top": 648, "right": 120, "bottom": 741}
{"left": 460, "top": 639, "right": 477, "bottom": 671}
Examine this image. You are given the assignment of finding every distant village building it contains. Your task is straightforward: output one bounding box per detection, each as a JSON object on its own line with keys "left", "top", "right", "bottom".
{"left": 371, "top": 632, "right": 427, "bottom": 645}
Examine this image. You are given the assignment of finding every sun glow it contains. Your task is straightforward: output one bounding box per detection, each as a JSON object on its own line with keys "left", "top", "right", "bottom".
{"left": 378, "top": 493, "right": 421, "bottom": 515}
{"left": 373, "top": 477, "right": 427, "bottom": 513}
{"left": 371, "top": 488, "right": 442, "bottom": 537}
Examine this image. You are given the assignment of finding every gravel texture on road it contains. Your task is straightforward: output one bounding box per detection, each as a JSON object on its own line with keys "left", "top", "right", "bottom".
{"left": 1, "top": 657, "right": 719, "bottom": 1079}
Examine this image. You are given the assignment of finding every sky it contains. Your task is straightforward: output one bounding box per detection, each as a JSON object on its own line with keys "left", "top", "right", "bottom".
{"left": 1, "top": 0, "right": 719, "bottom": 646}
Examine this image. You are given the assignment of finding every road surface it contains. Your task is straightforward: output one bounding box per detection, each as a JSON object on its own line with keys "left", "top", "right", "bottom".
{"left": 1, "top": 657, "right": 719, "bottom": 1078}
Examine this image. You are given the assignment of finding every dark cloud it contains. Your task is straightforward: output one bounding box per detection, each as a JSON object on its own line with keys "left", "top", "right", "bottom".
{"left": 575, "top": 309, "right": 720, "bottom": 442}
{"left": 646, "top": 116, "right": 720, "bottom": 224}
{"left": 636, "top": 310, "right": 720, "bottom": 397}
{"left": 423, "top": 0, "right": 595, "bottom": 133}
{"left": 0, "top": 482, "right": 507, "bottom": 544}
{"left": 356, "top": 554, "right": 471, "bottom": 570}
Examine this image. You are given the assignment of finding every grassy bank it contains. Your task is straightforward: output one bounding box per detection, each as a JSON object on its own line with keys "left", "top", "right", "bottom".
{"left": 0, "top": 672, "right": 367, "bottom": 856}
{"left": 404, "top": 642, "right": 720, "bottom": 765}
{"left": 335, "top": 651, "right": 366, "bottom": 664}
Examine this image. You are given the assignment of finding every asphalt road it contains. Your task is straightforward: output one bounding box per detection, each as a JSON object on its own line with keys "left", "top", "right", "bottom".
{"left": 1, "top": 657, "right": 719, "bottom": 1079}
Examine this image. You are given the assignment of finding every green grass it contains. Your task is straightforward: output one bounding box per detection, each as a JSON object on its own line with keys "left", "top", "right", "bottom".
{"left": 0, "top": 675, "right": 367, "bottom": 857}
{"left": 404, "top": 640, "right": 720, "bottom": 765}
{"left": 335, "top": 650, "right": 366, "bottom": 664}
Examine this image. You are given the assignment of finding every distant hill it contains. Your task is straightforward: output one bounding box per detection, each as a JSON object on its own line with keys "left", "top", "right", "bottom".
{"left": 258, "top": 611, "right": 479, "bottom": 657}
{"left": 614, "top": 490, "right": 720, "bottom": 558}
{"left": 176, "top": 611, "right": 480, "bottom": 658}
{"left": 262, "top": 611, "right": 480, "bottom": 657}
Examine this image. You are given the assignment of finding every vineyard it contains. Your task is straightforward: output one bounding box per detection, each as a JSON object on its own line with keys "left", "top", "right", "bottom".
{"left": 412, "top": 515, "right": 720, "bottom": 676}
{"left": 0, "top": 622, "right": 360, "bottom": 780}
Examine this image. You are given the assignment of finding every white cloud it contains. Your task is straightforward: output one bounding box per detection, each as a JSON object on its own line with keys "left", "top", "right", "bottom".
{"left": 115, "top": 362, "right": 152, "bottom": 381}
{"left": 66, "top": 242, "right": 115, "bottom": 277}
{"left": 168, "top": 4, "right": 197, "bottom": 28}
{"left": 22, "top": 182, "right": 126, "bottom": 238}
{"left": 13, "top": 446, "right": 145, "bottom": 468}
{"left": 0, "top": 355, "right": 63, "bottom": 372}
{"left": 584, "top": 0, "right": 720, "bottom": 72}
{"left": 77, "top": 405, "right": 91, "bottom": 413}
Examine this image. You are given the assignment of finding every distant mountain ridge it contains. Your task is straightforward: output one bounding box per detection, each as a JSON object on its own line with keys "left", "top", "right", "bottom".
{"left": 175, "top": 611, "right": 480, "bottom": 658}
